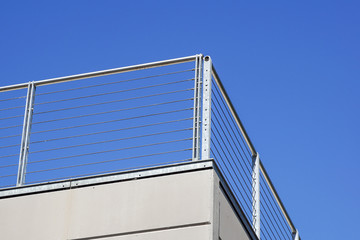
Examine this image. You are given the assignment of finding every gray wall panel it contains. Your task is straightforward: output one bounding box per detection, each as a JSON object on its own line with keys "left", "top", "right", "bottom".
{"left": 0, "top": 167, "right": 253, "bottom": 240}
{"left": 219, "top": 189, "right": 251, "bottom": 240}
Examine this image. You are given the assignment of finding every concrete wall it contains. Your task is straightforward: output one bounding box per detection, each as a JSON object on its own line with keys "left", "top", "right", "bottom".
{"left": 219, "top": 188, "right": 250, "bottom": 240}
{"left": 0, "top": 168, "right": 252, "bottom": 240}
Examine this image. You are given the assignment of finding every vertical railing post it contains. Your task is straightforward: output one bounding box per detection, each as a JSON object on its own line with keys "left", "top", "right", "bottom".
{"left": 192, "top": 55, "right": 202, "bottom": 161}
{"left": 201, "top": 56, "right": 212, "bottom": 160}
{"left": 252, "top": 152, "right": 261, "bottom": 238}
{"left": 17, "top": 81, "right": 36, "bottom": 186}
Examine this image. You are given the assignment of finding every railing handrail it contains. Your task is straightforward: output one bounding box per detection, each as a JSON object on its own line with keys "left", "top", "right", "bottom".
{"left": 210, "top": 60, "right": 299, "bottom": 238}
{"left": 0, "top": 55, "right": 198, "bottom": 188}
{"left": 0, "top": 54, "right": 299, "bottom": 239}
{"left": 0, "top": 55, "right": 201, "bottom": 93}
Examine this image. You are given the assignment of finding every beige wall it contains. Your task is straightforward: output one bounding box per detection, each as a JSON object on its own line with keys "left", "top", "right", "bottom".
{"left": 219, "top": 188, "right": 250, "bottom": 240}
{"left": 0, "top": 168, "right": 252, "bottom": 240}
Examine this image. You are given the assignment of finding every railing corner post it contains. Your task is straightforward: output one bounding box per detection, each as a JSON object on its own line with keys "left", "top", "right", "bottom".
{"left": 201, "top": 56, "right": 212, "bottom": 160}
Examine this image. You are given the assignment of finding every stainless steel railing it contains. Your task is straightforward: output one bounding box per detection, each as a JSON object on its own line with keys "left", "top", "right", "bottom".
{"left": 0, "top": 54, "right": 299, "bottom": 240}
{"left": 0, "top": 55, "right": 200, "bottom": 188}
{"left": 0, "top": 88, "right": 27, "bottom": 188}
{"left": 208, "top": 57, "right": 300, "bottom": 240}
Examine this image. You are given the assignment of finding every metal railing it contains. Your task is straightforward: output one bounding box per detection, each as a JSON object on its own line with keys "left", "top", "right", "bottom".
{"left": 208, "top": 58, "right": 300, "bottom": 240}
{"left": 0, "top": 55, "right": 201, "bottom": 188}
{"left": 0, "top": 54, "right": 299, "bottom": 240}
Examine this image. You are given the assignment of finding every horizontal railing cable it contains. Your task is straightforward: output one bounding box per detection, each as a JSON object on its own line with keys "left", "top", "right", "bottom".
{"left": 0, "top": 162, "right": 18, "bottom": 169}
{"left": 27, "top": 138, "right": 192, "bottom": 171}
{"left": 260, "top": 174, "right": 292, "bottom": 231}
{"left": 0, "top": 173, "right": 17, "bottom": 179}
{"left": 211, "top": 147, "right": 251, "bottom": 219}
{"left": 260, "top": 198, "right": 286, "bottom": 239}
{"left": 0, "top": 124, "right": 22, "bottom": 131}
{"left": 0, "top": 133, "right": 22, "bottom": 140}
{"left": 210, "top": 134, "right": 253, "bottom": 208}
{"left": 34, "top": 78, "right": 194, "bottom": 107}
{"left": 210, "top": 146, "right": 252, "bottom": 221}
{"left": 260, "top": 206, "right": 278, "bottom": 240}
{"left": 0, "top": 152, "right": 20, "bottom": 159}
{"left": 261, "top": 224, "right": 274, "bottom": 240}
{"left": 0, "top": 143, "right": 20, "bottom": 150}
{"left": 0, "top": 184, "right": 17, "bottom": 188}
{"left": 261, "top": 186, "right": 292, "bottom": 237}
{"left": 212, "top": 79, "right": 252, "bottom": 158}
{"left": 261, "top": 191, "right": 290, "bottom": 236}
{"left": 28, "top": 138, "right": 192, "bottom": 165}
{"left": 211, "top": 66, "right": 256, "bottom": 155}
{"left": 212, "top": 99, "right": 253, "bottom": 174}
{"left": 32, "top": 97, "right": 193, "bottom": 125}
{"left": 210, "top": 79, "right": 258, "bottom": 224}
{"left": 212, "top": 86, "right": 252, "bottom": 162}
{"left": 31, "top": 117, "right": 193, "bottom": 144}
{"left": 29, "top": 128, "right": 192, "bottom": 154}
{"left": 211, "top": 121, "right": 253, "bottom": 191}
{"left": 259, "top": 162, "right": 298, "bottom": 235}
{"left": 211, "top": 135, "right": 253, "bottom": 219}
{"left": 31, "top": 107, "right": 193, "bottom": 135}
{"left": 33, "top": 88, "right": 193, "bottom": 116}
{"left": 0, "top": 114, "right": 23, "bottom": 121}
{"left": 0, "top": 95, "right": 26, "bottom": 102}
{"left": 0, "top": 105, "right": 24, "bottom": 112}
{"left": 35, "top": 68, "right": 195, "bottom": 96}
{"left": 260, "top": 191, "right": 289, "bottom": 239}
{"left": 260, "top": 174, "right": 293, "bottom": 237}
{"left": 260, "top": 229, "right": 270, "bottom": 240}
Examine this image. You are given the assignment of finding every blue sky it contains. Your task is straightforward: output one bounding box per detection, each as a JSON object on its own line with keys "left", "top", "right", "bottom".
{"left": 0, "top": 1, "right": 359, "bottom": 239}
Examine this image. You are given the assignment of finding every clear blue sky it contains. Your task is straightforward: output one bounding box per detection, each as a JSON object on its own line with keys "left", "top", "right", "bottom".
{"left": 0, "top": 1, "right": 359, "bottom": 239}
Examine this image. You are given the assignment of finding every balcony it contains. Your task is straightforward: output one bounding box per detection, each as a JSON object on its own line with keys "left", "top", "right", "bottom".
{"left": 0, "top": 55, "right": 300, "bottom": 240}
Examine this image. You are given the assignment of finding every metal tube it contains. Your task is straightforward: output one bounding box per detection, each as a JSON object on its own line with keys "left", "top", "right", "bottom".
{"left": 252, "top": 153, "right": 261, "bottom": 238}
{"left": 16, "top": 82, "right": 36, "bottom": 186}
{"left": 192, "top": 55, "right": 203, "bottom": 160}
{"left": 16, "top": 83, "right": 31, "bottom": 186}
{"left": 211, "top": 64, "right": 298, "bottom": 236}
{"left": 0, "top": 55, "right": 200, "bottom": 92}
{"left": 201, "top": 56, "right": 212, "bottom": 160}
